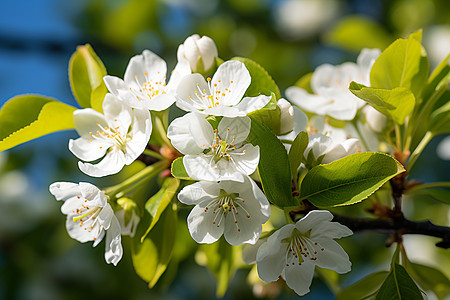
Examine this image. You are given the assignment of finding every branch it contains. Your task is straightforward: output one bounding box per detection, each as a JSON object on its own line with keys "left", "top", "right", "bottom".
{"left": 332, "top": 214, "right": 450, "bottom": 249}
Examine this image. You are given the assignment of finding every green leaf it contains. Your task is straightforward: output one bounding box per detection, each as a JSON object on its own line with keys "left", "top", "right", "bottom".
{"left": 170, "top": 157, "right": 193, "bottom": 180}
{"left": 337, "top": 271, "right": 389, "bottom": 300}
{"left": 0, "top": 94, "right": 76, "bottom": 152}
{"left": 90, "top": 82, "right": 108, "bottom": 113}
{"left": 370, "top": 32, "right": 428, "bottom": 98}
{"left": 430, "top": 101, "right": 450, "bottom": 135}
{"left": 350, "top": 82, "right": 416, "bottom": 124}
{"left": 422, "top": 53, "right": 450, "bottom": 101}
{"left": 294, "top": 72, "right": 313, "bottom": 94}
{"left": 406, "top": 262, "right": 450, "bottom": 300}
{"left": 288, "top": 131, "right": 309, "bottom": 186}
{"left": 299, "top": 152, "right": 405, "bottom": 207}
{"left": 375, "top": 263, "right": 422, "bottom": 300}
{"left": 247, "top": 118, "right": 297, "bottom": 207}
{"left": 412, "top": 188, "right": 450, "bottom": 205}
{"left": 132, "top": 203, "right": 178, "bottom": 288}
{"left": 69, "top": 44, "right": 107, "bottom": 109}
{"left": 141, "top": 177, "right": 180, "bottom": 242}
{"left": 247, "top": 93, "right": 281, "bottom": 135}
{"left": 324, "top": 15, "right": 392, "bottom": 52}
{"left": 231, "top": 57, "right": 281, "bottom": 99}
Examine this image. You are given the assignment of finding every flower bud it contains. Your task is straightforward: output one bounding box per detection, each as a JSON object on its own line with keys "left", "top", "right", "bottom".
{"left": 363, "top": 105, "right": 387, "bottom": 132}
{"left": 277, "top": 98, "right": 295, "bottom": 134}
{"left": 177, "top": 34, "right": 218, "bottom": 74}
{"left": 116, "top": 197, "right": 140, "bottom": 237}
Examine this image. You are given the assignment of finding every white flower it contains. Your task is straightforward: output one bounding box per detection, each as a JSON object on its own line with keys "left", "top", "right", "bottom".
{"left": 49, "top": 182, "right": 123, "bottom": 266}
{"left": 277, "top": 98, "right": 295, "bottom": 134}
{"left": 167, "top": 113, "right": 259, "bottom": 182}
{"left": 305, "top": 134, "right": 360, "bottom": 165}
{"left": 175, "top": 60, "right": 271, "bottom": 117}
{"left": 362, "top": 105, "right": 387, "bottom": 133}
{"left": 116, "top": 197, "right": 140, "bottom": 237}
{"left": 277, "top": 100, "right": 308, "bottom": 151}
{"left": 178, "top": 176, "right": 270, "bottom": 245}
{"left": 69, "top": 93, "right": 152, "bottom": 177}
{"left": 104, "top": 49, "right": 191, "bottom": 111}
{"left": 177, "top": 34, "right": 218, "bottom": 74}
{"left": 256, "top": 210, "right": 352, "bottom": 296}
{"left": 286, "top": 48, "right": 381, "bottom": 120}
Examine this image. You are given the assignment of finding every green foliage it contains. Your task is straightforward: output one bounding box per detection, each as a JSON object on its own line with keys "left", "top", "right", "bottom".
{"left": 337, "top": 271, "right": 389, "bottom": 300}
{"left": 247, "top": 93, "right": 281, "bottom": 135}
{"left": 247, "top": 118, "right": 297, "bottom": 207}
{"left": 324, "top": 15, "right": 392, "bottom": 52}
{"left": 410, "top": 188, "right": 450, "bottom": 205}
{"left": 231, "top": 57, "right": 281, "bottom": 99}
{"left": 294, "top": 72, "right": 313, "bottom": 94}
{"left": 288, "top": 131, "right": 309, "bottom": 187}
{"left": 375, "top": 263, "right": 422, "bottom": 300}
{"left": 406, "top": 262, "right": 450, "bottom": 300}
{"left": 141, "top": 177, "right": 180, "bottom": 242}
{"left": 0, "top": 94, "right": 76, "bottom": 152}
{"left": 170, "top": 157, "right": 193, "bottom": 180}
{"left": 350, "top": 82, "right": 415, "bottom": 125}
{"left": 430, "top": 101, "right": 450, "bottom": 135}
{"left": 69, "top": 44, "right": 107, "bottom": 111}
{"left": 132, "top": 203, "right": 178, "bottom": 288}
{"left": 299, "top": 152, "right": 405, "bottom": 207}
{"left": 370, "top": 31, "right": 428, "bottom": 98}
{"left": 422, "top": 53, "right": 450, "bottom": 102}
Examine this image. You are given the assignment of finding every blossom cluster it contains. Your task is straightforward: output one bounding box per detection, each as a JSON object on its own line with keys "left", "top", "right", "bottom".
{"left": 46, "top": 33, "right": 390, "bottom": 296}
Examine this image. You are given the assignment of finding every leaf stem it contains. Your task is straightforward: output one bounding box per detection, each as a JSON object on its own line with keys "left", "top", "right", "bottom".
{"left": 143, "top": 149, "right": 165, "bottom": 161}
{"left": 406, "top": 131, "right": 433, "bottom": 171}
{"left": 394, "top": 123, "right": 402, "bottom": 151}
{"left": 352, "top": 121, "right": 370, "bottom": 151}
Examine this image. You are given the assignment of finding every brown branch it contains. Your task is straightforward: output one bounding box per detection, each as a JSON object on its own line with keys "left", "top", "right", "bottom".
{"left": 331, "top": 214, "right": 450, "bottom": 249}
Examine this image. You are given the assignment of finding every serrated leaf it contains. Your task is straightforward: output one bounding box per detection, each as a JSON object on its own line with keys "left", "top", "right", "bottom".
{"left": 170, "top": 157, "right": 193, "bottom": 180}
{"left": 350, "top": 82, "right": 415, "bottom": 125}
{"left": 231, "top": 57, "right": 281, "bottom": 99}
{"left": 69, "top": 44, "right": 107, "bottom": 109}
{"left": 132, "top": 203, "right": 177, "bottom": 288}
{"left": 370, "top": 33, "right": 428, "bottom": 98}
{"left": 0, "top": 94, "right": 76, "bottom": 152}
{"left": 337, "top": 271, "right": 389, "bottom": 300}
{"left": 299, "top": 152, "right": 405, "bottom": 207}
{"left": 141, "top": 177, "right": 180, "bottom": 242}
{"left": 375, "top": 263, "right": 422, "bottom": 300}
{"left": 288, "top": 131, "right": 309, "bottom": 186}
{"left": 247, "top": 118, "right": 297, "bottom": 207}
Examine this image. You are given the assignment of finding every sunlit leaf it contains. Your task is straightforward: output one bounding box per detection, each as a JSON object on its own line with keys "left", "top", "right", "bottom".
{"left": 0, "top": 94, "right": 76, "bottom": 152}
{"left": 247, "top": 93, "right": 281, "bottom": 135}
{"left": 375, "top": 263, "right": 422, "bottom": 299}
{"left": 171, "top": 157, "right": 193, "bottom": 181}
{"left": 288, "top": 131, "right": 309, "bottom": 186}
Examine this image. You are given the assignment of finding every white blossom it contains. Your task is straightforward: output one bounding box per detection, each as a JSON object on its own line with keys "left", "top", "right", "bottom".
{"left": 69, "top": 93, "right": 151, "bottom": 177}
{"left": 305, "top": 134, "right": 360, "bottom": 165}
{"left": 115, "top": 197, "right": 140, "bottom": 237}
{"left": 104, "top": 49, "right": 191, "bottom": 111}
{"left": 167, "top": 113, "right": 259, "bottom": 182}
{"left": 49, "top": 182, "right": 123, "bottom": 266}
{"left": 178, "top": 176, "right": 270, "bottom": 245}
{"left": 177, "top": 34, "right": 218, "bottom": 74}
{"left": 175, "top": 60, "right": 271, "bottom": 117}
{"left": 286, "top": 48, "right": 381, "bottom": 120}
{"left": 256, "top": 210, "right": 352, "bottom": 296}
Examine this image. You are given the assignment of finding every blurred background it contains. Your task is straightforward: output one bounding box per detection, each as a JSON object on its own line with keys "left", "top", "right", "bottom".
{"left": 0, "top": 0, "right": 449, "bottom": 299}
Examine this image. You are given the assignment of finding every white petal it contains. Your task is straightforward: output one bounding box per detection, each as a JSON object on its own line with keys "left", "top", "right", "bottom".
{"left": 104, "top": 215, "right": 123, "bottom": 266}
{"left": 78, "top": 182, "right": 107, "bottom": 207}
{"left": 230, "top": 144, "right": 260, "bottom": 175}
{"left": 176, "top": 73, "right": 210, "bottom": 110}
{"left": 123, "top": 108, "right": 151, "bottom": 164}
{"left": 322, "top": 138, "right": 360, "bottom": 164}
{"left": 196, "top": 36, "right": 218, "bottom": 70}
{"left": 202, "top": 105, "right": 243, "bottom": 117}
{"left": 218, "top": 116, "right": 251, "bottom": 146}
{"left": 73, "top": 108, "right": 108, "bottom": 137}
{"left": 103, "top": 75, "right": 127, "bottom": 98}
{"left": 178, "top": 181, "right": 220, "bottom": 205}
{"left": 212, "top": 61, "right": 250, "bottom": 106}
{"left": 183, "top": 154, "right": 219, "bottom": 181}
{"left": 306, "top": 134, "right": 332, "bottom": 160}
{"left": 295, "top": 210, "right": 333, "bottom": 234}
{"left": 284, "top": 260, "right": 316, "bottom": 296}
{"left": 311, "top": 221, "right": 353, "bottom": 240}
{"left": 124, "top": 50, "right": 167, "bottom": 88}
{"left": 69, "top": 137, "right": 110, "bottom": 162}
{"left": 187, "top": 203, "right": 224, "bottom": 244}
{"left": 285, "top": 86, "right": 331, "bottom": 115}
{"left": 49, "top": 182, "right": 79, "bottom": 201}
{"left": 242, "top": 237, "right": 267, "bottom": 265}
{"left": 78, "top": 149, "right": 126, "bottom": 177}
{"left": 311, "top": 64, "right": 336, "bottom": 91}
{"left": 166, "top": 59, "right": 191, "bottom": 91}
{"left": 234, "top": 95, "right": 271, "bottom": 115}
{"left": 314, "top": 239, "right": 351, "bottom": 274}
{"left": 65, "top": 213, "right": 103, "bottom": 243}
{"left": 102, "top": 94, "right": 132, "bottom": 131}
{"left": 145, "top": 94, "right": 177, "bottom": 111}
{"left": 97, "top": 203, "right": 114, "bottom": 230}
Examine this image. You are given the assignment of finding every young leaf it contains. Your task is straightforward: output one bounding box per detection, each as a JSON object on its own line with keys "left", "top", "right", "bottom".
{"left": 132, "top": 203, "right": 178, "bottom": 288}
{"left": 69, "top": 44, "right": 107, "bottom": 109}
{"left": 370, "top": 32, "right": 428, "bottom": 98}
{"left": 0, "top": 94, "right": 76, "bottom": 152}
{"left": 349, "top": 82, "right": 415, "bottom": 124}
{"left": 231, "top": 57, "right": 281, "bottom": 99}
{"left": 430, "top": 101, "right": 450, "bottom": 135}
{"left": 247, "top": 93, "right": 281, "bottom": 135}
{"left": 375, "top": 263, "right": 422, "bottom": 300}
{"left": 247, "top": 118, "right": 297, "bottom": 207}
{"left": 337, "top": 271, "right": 389, "bottom": 300}
{"left": 141, "top": 177, "right": 180, "bottom": 242}
{"left": 406, "top": 262, "right": 450, "bottom": 300}
{"left": 409, "top": 188, "right": 450, "bottom": 205}
{"left": 171, "top": 157, "right": 193, "bottom": 181}
{"left": 288, "top": 131, "right": 309, "bottom": 186}
{"left": 422, "top": 53, "right": 450, "bottom": 101}
{"left": 299, "top": 152, "right": 405, "bottom": 207}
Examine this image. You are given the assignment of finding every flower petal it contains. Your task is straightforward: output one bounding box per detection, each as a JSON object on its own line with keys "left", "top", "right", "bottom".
{"left": 78, "top": 149, "right": 126, "bottom": 177}
{"left": 73, "top": 108, "right": 108, "bottom": 137}
{"left": 295, "top": 210, "right": 333, "bottom": 234}
{"left": 178, "top": 181, "right": 220, "bottom": 205}
{"left": 69, "top": 137, "right": 110, "bottom": 162}
{"left": 218, "top": 116, "right": 251, "bottom": 146}
{"left": 123, "top": 108, "right": 151, "bottom": 164}
{"left": 311, "top": 221, "right": 353, "bottom": 240}
{"left": 103, "top": 94, "right": 132, "bottom": 131}
{"left": 212, "top": 60, "right": 250, "bottom": 106}
{"left": 284, "top": 260, "right": 316, "bottom": 296}
{"left": 124, "top": 50, "right": 167, "bottom": 88}
{"left": 187, "top": 202, "right": 224, "bottom": 244}
{"left": 176, "top": 73, "right": 210, "bottom": 110}
{"left": 230, "top": 144, "right": 260, "bottom": 176}
{"left": 234, "top": 95, "right": 271, "bottom": 115}
{"left": 166, "top": 59, "right": 191, "bottom": 91}
{"left": 49, "top": 182, "right": 79, "bottom": 201}
{"left": 104, "top": 215, "right": 123, "bottom": 266}
{"left": 314, "top": 239, "right": 351, "bottom": 274}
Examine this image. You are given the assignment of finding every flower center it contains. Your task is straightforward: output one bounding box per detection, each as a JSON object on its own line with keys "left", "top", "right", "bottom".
{"left": 204, "top": 190, "right": 250, "bottom": 232}
{"left": 189, "top": 77, "right": 234, "bottom": 109}
{"left": 89, "top": 122, "right": 130, "bottom": 151}
{"left": 132, "top": 72, "right": 167, "bottom": 101}
{"left": 286, "top": 229, "right": 324, "bottom": 266}
{"left": 71, "top": 198, "right": 103, "bottom": 238}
